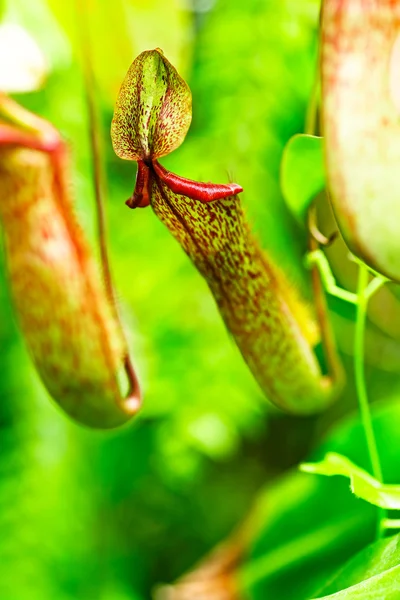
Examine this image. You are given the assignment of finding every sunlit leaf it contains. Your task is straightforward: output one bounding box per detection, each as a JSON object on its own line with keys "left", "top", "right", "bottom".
{"left": 301, "top": 452, "right": 400, "bottom": 509}
{"left": 315, "top": 533, "right": 400, "bottom": 599}
{"left": 238, "top": 399, "right": 400, "bottom": 599}
{"left": 280, "top": 134, "right": 325, "bottom": 222}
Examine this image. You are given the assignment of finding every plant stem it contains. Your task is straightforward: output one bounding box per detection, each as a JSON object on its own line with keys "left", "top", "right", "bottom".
{"left": 304, "top": 41, "right": 320, "bottom": 136}
{"left": 354, "top": 264, "right": 385, "bottom": 538}
{"left": 304, "top": 44, "right": 344, "bottom": 393}
{"left": 74, "top": 0, "right": 141, "bottom": 405}
{"left": 382, "top": 519, "right": 400, "bottom": 530}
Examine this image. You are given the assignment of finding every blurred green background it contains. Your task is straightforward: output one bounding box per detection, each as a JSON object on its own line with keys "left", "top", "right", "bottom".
{"left": 2, "top": 1, "right": 400, "bottom": 599}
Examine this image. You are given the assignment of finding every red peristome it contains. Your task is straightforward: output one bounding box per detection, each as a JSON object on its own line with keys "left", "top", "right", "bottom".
{"left": 152, "top": 160, "right": 243, "bottom": 202}
{"left": 126, "top": 160, "right": 151, "bottom": 209}
{"left": 0, "top": 124, "right": 60, "bottom": 153}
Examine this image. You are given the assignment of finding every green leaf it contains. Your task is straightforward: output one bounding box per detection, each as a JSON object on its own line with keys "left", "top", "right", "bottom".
{"left": 280, "top": 133, "right": 325, "bottom": 222}
{"left": 314, "top": 533, "right": 400, "bottom": 599}
{"left": 301, "top": 452, "right": 400, "bottom": 509}
{"left": 237, "top": 399, "right": 400, "bottom": 600}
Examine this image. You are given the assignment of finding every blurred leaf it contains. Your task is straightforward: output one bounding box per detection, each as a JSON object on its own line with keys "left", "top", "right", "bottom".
{"left": 315, "top": 533, "right": 400, "bottom": 599}
{"left": 301, "top": 452, "right": 400, "bottom": 510}
{"left": 47, "top": 0, "right": 192, "bottom": 103}
{"left": 280, "top": 134, "right": 325, "bottom": 222}
{"left": 186, "top": 412, "right": 238, "bottom": 459}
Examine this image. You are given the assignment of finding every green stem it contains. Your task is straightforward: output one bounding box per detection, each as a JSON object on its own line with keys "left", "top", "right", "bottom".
{"left": 354, "top": 264, "right": 385, "bottom": 538}
{"left": 304, "top": 45, "right": 320, "bottom": 136}
{"left": 304, "top": 46, "right": 344, "bottom": 393}
{"left": 305, "top": 250, "right": 358, "bottom": 305}
{"left": 381, "top": 519, "right": 400, "bottom": 530}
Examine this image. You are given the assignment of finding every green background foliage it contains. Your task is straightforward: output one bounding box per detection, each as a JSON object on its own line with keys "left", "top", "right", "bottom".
{"left": 1, "top": 1, "right": 400, "bottom": 598}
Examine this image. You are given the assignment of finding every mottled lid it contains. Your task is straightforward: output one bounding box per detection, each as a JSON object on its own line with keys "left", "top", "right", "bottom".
{"left": 111, "top": 48, "right": 192, "bottom": 161}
